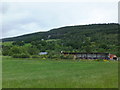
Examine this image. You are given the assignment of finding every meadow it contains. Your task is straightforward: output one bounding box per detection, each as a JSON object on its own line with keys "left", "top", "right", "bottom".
{"left": 2, "top": 56, "right": 118, "bottom": 88}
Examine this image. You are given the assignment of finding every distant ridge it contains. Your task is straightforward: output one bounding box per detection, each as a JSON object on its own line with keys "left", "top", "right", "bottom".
{"left": 2, "top": 23, "right": 118, "bottom": 44}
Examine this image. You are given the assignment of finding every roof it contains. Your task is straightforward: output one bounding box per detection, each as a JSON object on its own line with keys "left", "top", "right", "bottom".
{"left": 62, "top": 52, "right": 109, "bottom": 55}
{"left": 39, "top": 52, "right": 48, "bottom": 55}
{"left": 109, "top": 54, "right": 117, "bottom": 58}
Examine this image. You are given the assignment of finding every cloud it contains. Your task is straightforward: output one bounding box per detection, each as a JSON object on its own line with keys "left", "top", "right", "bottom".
{"left": 1, "top": 2, "right": 118, "bottom": 38}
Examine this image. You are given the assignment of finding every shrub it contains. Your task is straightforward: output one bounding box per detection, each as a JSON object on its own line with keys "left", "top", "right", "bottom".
{"left": 96, "top": 59, "right": 103, "bottom": 61}
{"left": 103, "top": 59, "right": 109, "bottom": 62}
{"left": 47, "top": 54, "right": 73, "bottom": 59}
{"left": 10, "top": 46, "right": 22, "bottom": 55}
{"left": 47, "top": 54, "right": 61, "bottom": 59}
{"left": 2, "top": 45, "right": 11, "bottom": 56}
{"left": 39, "top": 55, "right": 48, "bottom": 58}
{"left": 31, "top": 55, "right": 40, "bottom": 58}
{"left": 27, "top": 47, "right": 39, "bottom": 55}
{"left": 60, "top": 54, "right": 73, "bottom": 59}
{"left": 12, "top": 53, "right": 30, "bottom": 58}
{"left": 2, "top": 51, "right": 10, "bottom": 56}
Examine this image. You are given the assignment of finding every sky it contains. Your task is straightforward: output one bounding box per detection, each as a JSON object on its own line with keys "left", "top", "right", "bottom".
{"left": 0, "top": 1, "right": 118, "bottom": 38}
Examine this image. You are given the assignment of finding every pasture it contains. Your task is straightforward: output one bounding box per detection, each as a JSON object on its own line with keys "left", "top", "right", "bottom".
{"left": 2, "top": 56, "right": 118, "bottom": 88}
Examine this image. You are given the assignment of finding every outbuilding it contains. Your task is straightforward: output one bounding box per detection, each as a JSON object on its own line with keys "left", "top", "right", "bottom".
{"left": 109, "top": 54, "right": 118, "bottom": 60}
{"left": 61, "top": 52, "right": 117, "bottom": 60}
{"left": 39, "top": 52, "right": 48, "bottom": 55}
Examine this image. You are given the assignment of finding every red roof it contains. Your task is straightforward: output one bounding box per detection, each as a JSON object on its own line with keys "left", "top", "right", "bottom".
{"left": 109, "top": 54, "right": 117, "bottom": 58}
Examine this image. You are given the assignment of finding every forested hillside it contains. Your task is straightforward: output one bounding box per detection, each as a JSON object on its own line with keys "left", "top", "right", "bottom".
{"left": 2, "top": 23, "right": 119, "bottom": 57}
{"left": 2, "top": 23, "right": 118, "bottom": 43}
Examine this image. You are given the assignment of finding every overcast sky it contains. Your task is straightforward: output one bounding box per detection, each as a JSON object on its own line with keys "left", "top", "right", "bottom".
{"left": 0, "top": 1, "right": 118, "bottom": 38}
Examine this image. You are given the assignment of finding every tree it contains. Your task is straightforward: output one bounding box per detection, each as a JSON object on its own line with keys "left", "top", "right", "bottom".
{"left": 10, "top": 46, "right": 22, "bottom": 55}
{"left": 84, "top": 37, "right": 92, "bottom": 52}
{"left": 12, "top": 41, "right": 25, "bottom": 46}
{"left": 27, "top": 46, "right": 39, "bottom": 55}
{"left": 2, "top": 45, "right": 11, "bottom": 56}
{"left": 99, "top": 43, "right": 108, "bottom": 49}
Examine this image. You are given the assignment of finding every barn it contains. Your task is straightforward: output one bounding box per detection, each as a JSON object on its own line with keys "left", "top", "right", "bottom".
{"left": 61, "top": 52, "right": 118, "bottom": 60}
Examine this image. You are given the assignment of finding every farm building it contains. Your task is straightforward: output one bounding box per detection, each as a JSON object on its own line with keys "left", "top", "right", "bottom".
{"left": 39, "top": 52, "right": 48, "bottom": 55}
{"left": 61, "top": 52, "right": 118, "bottom": 60}
{"left": 109, "top": 54, "right": 118, "bottom": 60}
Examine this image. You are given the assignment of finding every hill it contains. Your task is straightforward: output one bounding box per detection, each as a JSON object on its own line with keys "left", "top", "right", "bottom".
{"left": 2, "top": 23, "right": 118, "bottom": 43}
{"left": 2, "top": 23, "right": 119, "bottom": 56}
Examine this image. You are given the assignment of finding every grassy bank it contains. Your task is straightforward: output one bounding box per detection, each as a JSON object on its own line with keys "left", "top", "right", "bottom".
{"left": 2, "top": 56, "right": 118, "bottom": 88}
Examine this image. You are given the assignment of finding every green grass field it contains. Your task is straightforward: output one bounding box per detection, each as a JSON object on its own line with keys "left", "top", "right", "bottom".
{"left": 2, "top": 56, "right": 118, "bottom": 88}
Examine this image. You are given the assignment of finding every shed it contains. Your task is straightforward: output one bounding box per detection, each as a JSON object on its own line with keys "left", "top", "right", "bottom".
{"left": 39, "top": 52, "right": 48, "bottom": 55}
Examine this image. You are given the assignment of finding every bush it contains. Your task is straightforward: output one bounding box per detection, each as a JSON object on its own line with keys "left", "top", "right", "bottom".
{"left": 47, "top": 54, "right": 60, "bottom": 59}
{"left": 96, "top": 59, "right": 103, "bottom": 61}
{"left": 27, "top": 47, "right": 39, "bottom": 55}
{"left": 31, "top": 55, "right": 40, "bottom": 58}
{"left": 2, "top": 46, "right": 11, "bottom": 56}
{"left": 60, "top": 54, "right": 73, "bottom": 59}
{"left": 47, "top": 53, "right": 73, "bottom": 59}
{"left": 10, "top": 46, "right": 22, "bottom": 55}
{"left": 39, "top": 55, "right": 48, "bottom": 58}
{"left": 12, "top": 53, "right": 30, "bottom": 58}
